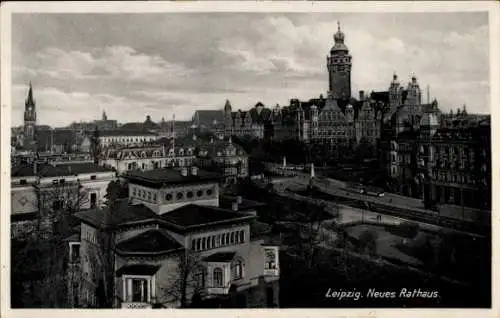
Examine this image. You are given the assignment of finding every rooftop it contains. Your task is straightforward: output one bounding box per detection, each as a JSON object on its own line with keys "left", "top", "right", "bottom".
{"left": 74, "top": 200, "right": 157, "bottom": 229}
{"left": 115, "top": 228, "right": 183, "bottom": 255}
{"left": 115, "top": 264, "right": 161, "bottom": 277}
{"left": 99, "top": 130, "right": 158, "bottom": 137}
{"left": 219, "top": 196, "right": 266, "bottom": 211}
{"left": 125, "top": 167, "right": 223, "bottom": 188}
{"left": 159, "top": 204, "right": 255, "bottom": 229}
{"left": 74, "top": 200, "right": 255, "bottom": 230}
{"left": 12, "top": 162, "right": 114, "bottom": 178}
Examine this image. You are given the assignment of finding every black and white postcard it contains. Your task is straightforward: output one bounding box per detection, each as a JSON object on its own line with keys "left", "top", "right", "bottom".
{"left": 1, "top": 2, "right": 499, "bottom": 318}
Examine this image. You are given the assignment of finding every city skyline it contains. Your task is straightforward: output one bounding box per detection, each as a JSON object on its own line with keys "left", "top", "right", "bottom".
{"left": 11, "top": 12, "right": 490, "bottom": 127}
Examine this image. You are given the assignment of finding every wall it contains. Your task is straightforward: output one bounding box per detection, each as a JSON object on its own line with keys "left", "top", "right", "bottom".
{"left": 129, "top": 182, "right": 219, "bottom": 214}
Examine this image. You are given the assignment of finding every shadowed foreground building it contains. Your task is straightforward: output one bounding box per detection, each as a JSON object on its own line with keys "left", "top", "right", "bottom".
{"left": 74, "top": 166, "right": 279, "bottom": 308}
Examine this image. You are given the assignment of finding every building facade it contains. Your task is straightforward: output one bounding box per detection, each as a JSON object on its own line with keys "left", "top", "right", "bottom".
{"left": 11, "top": 161, "right": 115, "bottom": 238}
{"left": 219, "top": 24, "right": 379, "bottom": 146}
{"left": 74, "top": 167, "right": 280, "bottom": 308}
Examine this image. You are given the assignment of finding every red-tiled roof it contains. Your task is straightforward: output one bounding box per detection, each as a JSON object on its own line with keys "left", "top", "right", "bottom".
{"left": 115, "top": 228, "right": 183, "bottom": 255}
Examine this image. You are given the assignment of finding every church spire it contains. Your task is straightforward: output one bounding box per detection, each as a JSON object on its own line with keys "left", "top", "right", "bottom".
{"left": 26, "top": 81, "right": 35, "bottom": 109}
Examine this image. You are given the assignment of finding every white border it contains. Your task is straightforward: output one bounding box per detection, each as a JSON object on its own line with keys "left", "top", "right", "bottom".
{"left": 1, "top": 2, "right": 499, "bottom": 318}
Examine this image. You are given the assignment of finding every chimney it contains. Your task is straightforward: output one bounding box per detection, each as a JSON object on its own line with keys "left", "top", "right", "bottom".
{"left": 181, "top": 167, "right": 188, "bottom": 176}
{"left": 232, "top": 202, "right": 239, "bottom": 211}
{"left": 359, "top": 90, "right": 365, "bottom": 101}
{"left": 237, "top": 196, "right": 243, "bottom": 204}
{"left": 191, "top": 166, "right": 198, "bottom": 176}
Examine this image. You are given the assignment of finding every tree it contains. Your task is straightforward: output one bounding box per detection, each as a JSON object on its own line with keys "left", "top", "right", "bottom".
{"left": 11, "top": 176, "right": 90, "bottom": 308}
{"left": 158, "top": 250, "right": 204, "bottom": 308}
{"left": 84, "top": 179, "right": 121, "bottom": 308}
{"left": 90, "top": 127, "right": 102, "bottom": 165}
{"left": 288, "top": 200, "right": 329, "bottom": 270}
{"left": 358, "top": 230, "right": 378, "bottom": 256}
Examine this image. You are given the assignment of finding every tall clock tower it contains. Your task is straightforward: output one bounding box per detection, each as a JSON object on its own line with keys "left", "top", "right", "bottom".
{"left": 327, "top": 22, "right": 352, "bottom": 100}
{"left": 23, "top": 82, "right": 37, "bottom": 151}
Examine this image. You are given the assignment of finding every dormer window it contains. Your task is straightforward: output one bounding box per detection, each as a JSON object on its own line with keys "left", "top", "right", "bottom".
{"left": 20, "top": 179, "right": 27, "bottom": 185}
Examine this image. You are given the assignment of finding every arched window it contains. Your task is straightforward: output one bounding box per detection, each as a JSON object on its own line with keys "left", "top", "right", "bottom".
{"left": 177, "top": 192, "right": 184, "bottom": 200}
{"left": 187, "top": 191, "right": 193, "bottom": 199}
{"left": 213, "top": 268, "right": 223, "bottom": 287}
{"left": 202, "top": 237, "right": 206, "bottom": 250}
{"left": 153, "top": 194, "right": 157, "bottom": 201}
{"left": 230, "top": 232, "right": 235, "bottom": 244}
{"left": 239, "top": 230, "right": 244, "bottom": 243}
{"left": 196, "top": 238, "right": 201, "bottom": 251}
{"left": 191, "top": 239, "right": 196, "bottom": 250}
{"left": 225, "top": 233, "right": 230, "bottom": 245}
{"left": 147, "top": 192, "right": 151, "bottom": 201}
{"left": 211, "top": 236, "right": 216, "bottom": 248}
{"left": 165, "top": 193, "right": 173, "bottom": 201}
{"left": 231, "top": 259, "right": 243, "bottom": 280}
{"left": 207, "top": 237, "right": 211, "bottom": 249}
{"left": 206, "top": 189, "right": 213, "bottom": 196}
{"left": 197, "top": 190, "right": 203, "bottom": 197}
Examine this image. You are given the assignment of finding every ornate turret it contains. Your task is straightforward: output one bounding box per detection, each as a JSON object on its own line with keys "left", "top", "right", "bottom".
{"left": 327, "top": 21, "right": 352, "bottom": 100}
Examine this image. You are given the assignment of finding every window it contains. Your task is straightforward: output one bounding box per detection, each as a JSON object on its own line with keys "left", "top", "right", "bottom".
{"left": 197, "top": 190, "right": 203, "bottom": 197}
{"left": 264, "top": 248, "right": 277, "bottom": 270}
{"left": 213, "top": 268, "right": 224, "bottom": 287}
{"left": 207, "top": 237, "right": 212, "bottom": 249}
{"left": 230, "top": 232, "right": 235, "bottom": 244}
{"left": 20, "top": 179, "right": 27, "bottom": 185}
{"left": 187, "top": 191, "right": 193, "bottom": 199}
{"left": 147, "top": 192, "right": 152, "bottom": 201}
{"left": 69, "top": 243, "right": 80, "bottom": 263}
{"left": 196, "top": 238, "right": 201, "bottom": 251}
{"left": 153, "top": 194, "right": 157, "bottom": 201}
{"left": 177, "top": 192, "right": 184, "bottom": 200}
{"left": 231, "top": 260, "right": 243, "bottom": 280}
{"left": 239, "top": 230, "right": 244, "bottom": 243}
{"left": 90, "top": 193, "right": 97, "bottom": 209}
{"left": 225, "top": 233, "right": 230, "bottom": 245}
{"left": 191, "top": 239, "right": 196, "bottom": 250}
{"left": 165, "top": 193, "right": 173, "bottom": 201}
{"left": 211, "top": 236, "right": 216, "bottom": 249}
{"left": 202, "top": 237, "right": 206, "bottom": 250}
{"left": 90, "top": 175, "right": 96, "bottom": 180}
{"left": 206, "top": 189, "right": 213, "bottom": 196}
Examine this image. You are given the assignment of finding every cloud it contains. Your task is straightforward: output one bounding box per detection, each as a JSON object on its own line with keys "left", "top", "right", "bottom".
{"left": 11, "top": 13, "right": 490, "bottom": 127}
{"left": 14, "top": 45, "right": 193, "bottom": 85}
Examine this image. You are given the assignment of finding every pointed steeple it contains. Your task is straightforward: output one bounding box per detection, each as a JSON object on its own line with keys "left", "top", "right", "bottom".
{"left": 25, "top": 81, "right": 35, "bottom": 109}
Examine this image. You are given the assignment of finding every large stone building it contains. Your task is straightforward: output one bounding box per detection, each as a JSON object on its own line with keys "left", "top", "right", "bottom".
{"left": 11, "top": 161, "right": 115, "bottom": 238}
{"left": 74, "top": 167, "right": 280, "bottom": 308}
{"left": 100, "top": 144, "right": 197, "bottom": 175}
{"left": 220, "top": 23, "right": 380, "bottom": 146}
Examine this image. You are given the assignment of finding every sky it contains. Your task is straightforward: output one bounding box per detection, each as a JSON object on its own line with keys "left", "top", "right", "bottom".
{"left": 11, "top": 12, "right": 490, "bottom": 127}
